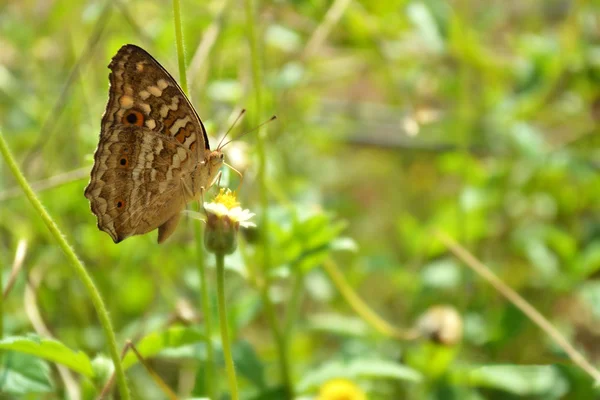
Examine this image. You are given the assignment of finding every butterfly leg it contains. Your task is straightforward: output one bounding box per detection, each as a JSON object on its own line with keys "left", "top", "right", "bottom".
{"left": 215, "top": 170, "right": 223, "bottom": 188}
{"left": 198, "top": 185, "right": 208, "bottom": 214}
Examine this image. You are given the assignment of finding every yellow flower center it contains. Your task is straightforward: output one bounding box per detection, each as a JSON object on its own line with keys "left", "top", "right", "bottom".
{"left": 213, "top": 188, "right": 240, "bottom": 210}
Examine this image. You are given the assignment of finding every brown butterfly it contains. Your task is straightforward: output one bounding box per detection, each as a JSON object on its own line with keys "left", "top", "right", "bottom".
{"left": 84, "top": 44, "right": 223, "bottom": 243}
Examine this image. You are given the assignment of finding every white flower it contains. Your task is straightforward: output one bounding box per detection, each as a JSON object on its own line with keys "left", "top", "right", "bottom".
{"left": 203, "top": 203, "right": 256, "bottom": 229}
{"left": 202, "top": 189, "right": 255, "bottom": 254}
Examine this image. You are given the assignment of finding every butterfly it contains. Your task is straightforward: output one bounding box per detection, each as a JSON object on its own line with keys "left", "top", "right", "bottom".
{"left": 84, "top": 44, "right": 223, "bottom": 243}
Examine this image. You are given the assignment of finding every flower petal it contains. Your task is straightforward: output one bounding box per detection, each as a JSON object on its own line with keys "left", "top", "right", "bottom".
{"left": 204, "top": 202, "right": 229, "bottom": 216}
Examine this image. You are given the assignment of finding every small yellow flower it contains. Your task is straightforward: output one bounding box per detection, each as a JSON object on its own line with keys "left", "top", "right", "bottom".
{"left": 204, "top": 189, "right": 255, "bottom": 255}
{"left": 212, "top": 187, "right": 241, "bottom": 210}
{"left": 317, "top": 378, "right": 367, "bottom": 400}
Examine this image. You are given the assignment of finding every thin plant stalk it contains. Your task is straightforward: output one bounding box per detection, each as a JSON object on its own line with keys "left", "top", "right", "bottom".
{"left": 171, "top": 2, "right": 216, "bottom": 397}
{"left": 0, "top": 159, "right": 2, "bottom": 338}
{"left": 243, "top": 0, "right": 268, "bottom": 263}
{"left": 323, "top": 259, "right": 418, "bottom": 340}
{"left": 0, "top": 250, "right": 2, "bottom": 338}
{"left": 244, "top": 0, "right": 293, "bottom": 394}
{"left": 0, "top": 133, "right": 130, "bottom": 398}
{"left": 25, "top": 265, "right": 80, "bottom": 399}
{"left": 283, "top": 270, "right": 304, "bottom": 337}
{"left": 4, "top": 240, "right": 27, "bottom": 299}
{"left": 436, "top": 231, "right": 600, "bottom": 384}
{"left": 216, "top": 254, "right": 239, "bottom": 400}
{"left": 172, "top": 0, "right": 188, "bottom": 94}
{"left": 303, "top": 0, "right": 352, "bottom": 58}
{"left": 195, "top": 222, "right": 216, "bottom": 399}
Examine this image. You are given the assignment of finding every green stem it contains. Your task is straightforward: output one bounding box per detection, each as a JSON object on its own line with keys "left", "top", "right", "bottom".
{"left": 216, "top": 254, "right": 239, "bottom": 400}
{"left": 171, "top": 5, "right": 214, "bottom": 397}
{"left": 0, "top": 134, "right": 129, "bottom": 398}
{"left": 244, "top": 0, "right": 267, "bottom": 240}
{"left": 244, "top": 0, "right": 293, "bottom": 395}
{"left": 172, "top": 0, "right": 188, "bottom": 94}
{"left": 259, "top": 286, "right": 292, "bottom": 395}
{"left": 436, "top": 231, "right": 600, "bottom": 384}
{"left": 323, "top": 259, "right": 418, "bottom": 340}
{"left": 195, "top": 221, "right": 216, "bottom": 399}
{"left": 283, "top": 270, "right": 303, "bottom": 338}
{"left": 0, "top": 245, "right": 3, "bottom": 339}
{"left": 0, "top": 256, "right": 4, "bottom": 339}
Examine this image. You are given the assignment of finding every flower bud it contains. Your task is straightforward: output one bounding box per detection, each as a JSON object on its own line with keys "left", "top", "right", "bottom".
{"left": 202, "top": 189, "right": 255, "bottom": 255}
{"left": 416, "top": 305, "right": 463, "bottom": 346}
{"left": 204, "top": 212, "right": 238, "bottom": 255}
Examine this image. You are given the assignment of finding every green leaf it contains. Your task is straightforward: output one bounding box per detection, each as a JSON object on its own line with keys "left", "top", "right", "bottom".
{"left": 233, "top": 340, "right": 266, "bottom": 389}
{"left": 459, "top": 365, "right": 568, "bottom": 397}
{"left": 0, "top": 334, "right": 94, "bottom": 378}
{"left": 265, "top": 25, "right": 301, "bottom": 52}
{"left": 578, "top": 241, "right": 600, "bottom": 279}
{"left": 407, "top": 2, "right": 445, "bottom": 54}
{"left": 272, "top": 210, "right": 349, "bottom": 273}
{"left": 578, "top": 281, "right": 600, "bottom": 320}
{"left": 0, "top": 352, "right": 54, "bottom": 394}
{"left": 122, "top": 326, "right": 206, "bottom": 370}
{"left": 421, "top": 258, "right": 462, "bottom": 289}
{"left": 509, "top": 123, "right": 547, "bottom": 158}
{"left": 349, "top": 359, "right": 423, "bottom": 381}
{"left": 330, "top": 237, "right": 359, "bottom": 253}
{"left": 297, "top": 358, "right": 422, "bottom": 391}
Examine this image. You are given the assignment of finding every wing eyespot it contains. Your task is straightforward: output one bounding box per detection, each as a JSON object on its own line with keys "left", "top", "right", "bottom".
{"left": 118, "top": 155, "right": 128, "bottom": 167}
{"left": 122, "top": 109, "right": 144, "bottom": 127}
{"left": 116, "top": 199, "right": 126, "bottom": 209}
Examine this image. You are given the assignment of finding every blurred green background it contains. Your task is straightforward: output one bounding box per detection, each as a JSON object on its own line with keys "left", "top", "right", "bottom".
{"left": 1, "top": 0, "right": 600, "bottom": 398}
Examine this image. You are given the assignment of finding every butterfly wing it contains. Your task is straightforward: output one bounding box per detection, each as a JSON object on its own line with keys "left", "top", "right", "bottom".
{"left": 85, "top": 125, "right": 196, "bottom": 242}
{"left": 101, "top": 44, "right": 209, "bottom": 155}
{"left": 85, "top": 44, "right": 207, "bottom": 243}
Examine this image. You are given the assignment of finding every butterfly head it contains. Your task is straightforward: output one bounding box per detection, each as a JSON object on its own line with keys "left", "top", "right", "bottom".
{"left": 207, "top": 150, "right": 225, "bottom": 183}
{"left": 208, "top": 150, "right": 224, "bottom": 166}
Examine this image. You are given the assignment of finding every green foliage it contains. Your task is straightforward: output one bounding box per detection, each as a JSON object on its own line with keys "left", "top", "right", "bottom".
{"left": 121, "top": 326, "right": 206, "bottom": 370}
{"left": 0, "top": 353, "right": 54, "bottom": 395}
{"left": 455, "top": 365, "right": 568, "bottom": 397}
{"left": 0, "top": 334, "right": 94, "bottom": 378}
{"left": 1, "top": 0, "right": 600, "bottom": 398}
{"left": 297, "top": 358, "right": 423, "bottom": 391}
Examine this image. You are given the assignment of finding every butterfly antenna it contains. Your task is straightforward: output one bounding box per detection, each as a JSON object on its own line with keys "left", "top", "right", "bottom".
{"left": 217, "top": 109, "right": 246, "bottom": 150}
{"left": 220, "top": 115, "right": 277, "bottom": 149}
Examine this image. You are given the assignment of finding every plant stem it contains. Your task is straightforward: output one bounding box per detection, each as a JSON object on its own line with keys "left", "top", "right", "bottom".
{"left": 171, "top": 4, "right": 215, "bottom": 397}
{"left": 195, "top": 221, "right": 216, "bottom": 399}
{"left": 323, "top": 259, "right": 418, "bottom": 340}
{"left": 283, "top": 271, "right": 304, "bottom": 337}
{"left": 303, "top": 0, "right": 352, "bottom": 58}
{"left": 436, "top": 231, "right": 600, "bottom": 384}
{"left": 172, "top": 0, "right": 188, "bottom": 94}
{"left": 215, "top": 253, "right": 239, "bottom": 400}
{"left": 0, "top": 133, "right": 130, "bottom": 398}
{"left": 244, "top": 0, "right": 293, "bottom": 395}
{"left": 0, "top": 158, "right": 3, "bottom": 339}
{"left": 0, "top": 244, "right": 3, "bottom": 339}
{"left": 243, "top": 0, "right": 267, "bottom": 257}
